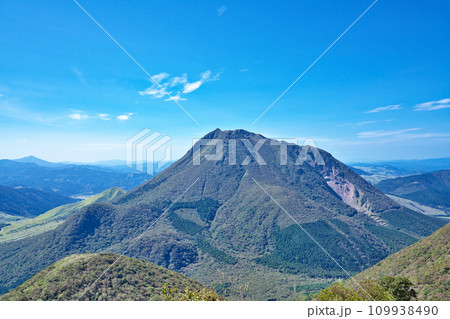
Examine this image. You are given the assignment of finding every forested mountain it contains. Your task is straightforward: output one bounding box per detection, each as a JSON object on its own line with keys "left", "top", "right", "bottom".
{"left": 0, "top": 129, "right": 446, "bottom": 300}
{"left": 0, "top": 185, "right": 76, "bottom": 218}
{"left": 0, "top": 160, "right": 150, "bottom": 197}
{"left": 352, "top": 223, "right": 450, "bottom": 300}
{"left": 0, "top": 253, "right": 205, "bottom": 301}
{"left": 0, "top": 187, "right": 126, "bottom": 243}
{"left": 376, "top": 170, "right": 450, "bottom": 214}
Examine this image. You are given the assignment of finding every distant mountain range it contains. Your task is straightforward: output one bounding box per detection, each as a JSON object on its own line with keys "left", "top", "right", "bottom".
{"left": 352, "top": 222, "right": 450, "bottom": 301}
{"left": 0, "top": 187, "right": 126, "bottom": 243}
{"left": 0, "top": 253, "right": 205, "bottom": 301}
{"left": 376, "top": 170, "right": 450, "bottom": 217}
{"left": 0, "top": 185, "right": 76, "bottom": 219}
{"left": 0, "top": 129, "right": 445, "bottom": 300}
{"left": 15, "top": 156, "right": 174, "bottom": 174}
{"left": 14, "top": 156, "right": 66, "bottom": 168}
{"left": 0, "top": 159, "right": 151, "bottom": 197}
{"left": 350, "top": 158, "right": 450, "bottom": 184}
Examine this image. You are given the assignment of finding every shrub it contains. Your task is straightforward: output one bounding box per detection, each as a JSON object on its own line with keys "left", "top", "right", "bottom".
{"left": 314, "top": 276, "right": 418, "bottom": 301}
{"left": 163, "top": 284, "right": 224, "bottom": 301}
{"left": 379, "top": 276, "right": 417, "bottom": 301}
{"left": 314, "top": 280, "right": 395, "bottom": 301}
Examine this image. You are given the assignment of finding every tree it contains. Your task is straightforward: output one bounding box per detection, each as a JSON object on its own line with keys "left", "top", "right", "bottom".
{"left": 314, "top": 280, "right": 395, "bottom": 301}
{"left": 379, "top": 277, "right": 417, "bottom": 301}
{"left": 314, "top": 276, "right": 418, "bottom": 301}
{"left": 163, "top": 284, "right": 224, "bottom": 301}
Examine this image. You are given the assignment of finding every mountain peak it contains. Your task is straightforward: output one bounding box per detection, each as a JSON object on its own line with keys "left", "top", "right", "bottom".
{"left": 14, "top": 156, "right": 58, "bottom": 167}
{"left": 17, "top": 155, "right": 44, "bottom": 161}
{"left": 201, "top": 128, "right": 267, "bottom": 140}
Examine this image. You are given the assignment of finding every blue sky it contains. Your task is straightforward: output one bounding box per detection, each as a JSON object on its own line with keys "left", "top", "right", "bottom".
{"left": 0, "top": 0, "right": 449, "bottom": 163}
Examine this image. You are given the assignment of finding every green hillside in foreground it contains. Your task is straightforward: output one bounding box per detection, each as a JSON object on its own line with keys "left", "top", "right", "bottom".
{"left": 352, "top": 223, "right": 450, "bottom": 300}
{"left": 0, "top": 253, "right": 205, "bottom": 301}
{"left": 0, "top": 187, "right": 125, "bottom": 243}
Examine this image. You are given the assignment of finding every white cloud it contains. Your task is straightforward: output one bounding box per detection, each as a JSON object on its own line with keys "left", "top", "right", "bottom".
{"left": 151, "top": 72, "right": 170, "bottom": 82}
{"left": 357, "top": 128, "right": 420, "bottom": 139}
{"left": 356, "top": 121, "right": 377, "bottom": 126}
{"left": 165, "top": 94, "right": 186, "bottom": 102}
{"left": 183, "top": 81, "right": 203, "bottom": 94}
{"left": 139, "top": 70, "right": 220, "bottom": 101}
{"left": 71, "top": 66, "right": 85, "bottom": 84}
{"left": 340, "top": 119, "right": 394, "bottom": 127}
{"left": 97, "top": 113, "right": 110, "bottom": 120}
{"left": 72, "top": 67, "right": 82, "bottom": 77}
{"left": 69, "top": 112, "right": 89, "bottom": 120}
{"left": 217, "top": 6, "right": 227, "bottom": 16}
{"left": 169, "top": 74, "right": 188, "bottom": 87}
{"left": 200, "top": 70, "right": 212, "bottom": 80}
{"left": 414, "top": 98, "right": 450, "bottom": 111}
{"left": 365, "top": 104, "right": 402, "bottom": 113}
{"left": 139, "top": 86, "right": 170, "bottom": 98}
{"left": 117, "top": 113, "right": 133, "bottom": 121}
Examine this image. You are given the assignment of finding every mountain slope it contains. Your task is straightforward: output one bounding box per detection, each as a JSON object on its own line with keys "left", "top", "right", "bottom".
{"left": 0, "top": 253, "right": 205, "bottom": 301}
{"left": 0, "top": 160, "right": 150, "bottom": 197}
{"left": 0, "top": 185, "right": 76, "bottom": 218}
{"left": 0, "top": 187, "right": 126, "bottom": 243}
{"left": 352, "top": 223, "right": 450, "bottom": 300}
{"left": 376, "top": 170, "right": 450, "bottom": 215}
{"left": 0, "top": 129, "right": 446, "bottom": 300}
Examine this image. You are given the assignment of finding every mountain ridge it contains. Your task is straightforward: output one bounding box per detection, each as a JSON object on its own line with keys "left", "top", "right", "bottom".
{"left": 0, "top": 129, "right": 446, "bottom": 299}
{"left": 0, "top": 159, "right": 151, "bottom": 197}
{"left": 376, "top": 170, "right": 450, "bottom": 217}
{"left": 0, "top": 187, "right": 126, "bottom": 243}
{"left": 0, "top": 185, "right": 76, "bottom": 218}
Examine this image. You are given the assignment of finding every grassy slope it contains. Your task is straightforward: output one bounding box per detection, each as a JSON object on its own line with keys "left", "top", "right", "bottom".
{"left": 0, "top": 187, "right": 125, "bottom": 243}
{"left": 353, "top": 223, "right": 450, "bottom": 300}
{"left": 0, "top": 253, "right": 205, "bottom": 301}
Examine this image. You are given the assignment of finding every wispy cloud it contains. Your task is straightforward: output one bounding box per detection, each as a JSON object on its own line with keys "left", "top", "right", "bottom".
{"left": 356, "top": 120, "right": 377, "bottom": 126}
{"left": 69, "top": 111, "right": 121, "bottom": 121}
{"left": 152, "top": 72, "right": 170, "bottom": 82}
{"left": 239, "top": 69, "right": 249, "bottom": 72}
{"left": 97, "top": 113, "right": 110, "bottom": 120}
{"left": 71, "top": 66, "right": 85, "bottom": 84}
{"left": 340, "top": 119, "right": 394, "bottom": 127}
{"left": 414, "top": 98, "right": 450, "bottom": 111}
{"left": 69, "top": 112, "right": 89, "bottom": 120}
{"left": 365, "top": 104, "right": 401, "bottom": 113}
{"left": 357, "top": 128, "right": 420, "bottom": 138}
{"left": 117, "top": 113, "right": 133, "bottom": 121}
{"left": 183, "top": 81, "right": 202, "bottom": 94}
{"left": 139, "top": 70, "right": 220, "bottom": 101}
{"left": 0, "top": 101, "right": 62, "bottom": 124}
{"left": 169, "top": 74, "right": 188, "bottom": 87}
{"left": 217, "top": 6, "right": 227, "bottom": 16}
{"left": 165, "top": 94, "right": 186, "bottom": 102}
